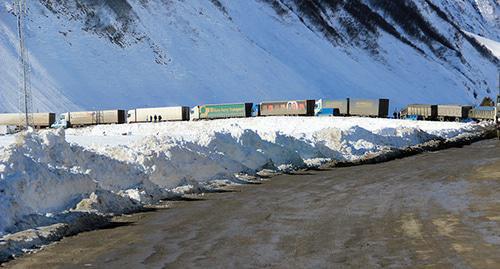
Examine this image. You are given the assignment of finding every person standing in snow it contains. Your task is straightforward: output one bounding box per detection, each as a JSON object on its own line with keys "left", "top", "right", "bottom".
{"left": 158, "top": 115, "right": 162, "bottom": 122}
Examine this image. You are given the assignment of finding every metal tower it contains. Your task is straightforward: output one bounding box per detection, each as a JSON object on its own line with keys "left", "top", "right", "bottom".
{"left": 16, "top": 0, "right": 33, "bottom": 129}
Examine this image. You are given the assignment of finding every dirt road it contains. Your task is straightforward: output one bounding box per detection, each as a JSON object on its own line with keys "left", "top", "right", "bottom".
{"left": 4, "top": 140, "right": 500, "bottom": 269}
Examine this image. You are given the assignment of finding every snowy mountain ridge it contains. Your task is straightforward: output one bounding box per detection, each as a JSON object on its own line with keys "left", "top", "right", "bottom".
{"left": 0, "top": 0, "right": 498, "bottom": 113}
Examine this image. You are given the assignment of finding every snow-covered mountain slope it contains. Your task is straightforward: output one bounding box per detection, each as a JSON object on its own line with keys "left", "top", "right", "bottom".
{"left": 465, "top": 31, "right": 500, "bottom": 58}
{"left": 0, "top": 0, "right": 498, "bottom": 113}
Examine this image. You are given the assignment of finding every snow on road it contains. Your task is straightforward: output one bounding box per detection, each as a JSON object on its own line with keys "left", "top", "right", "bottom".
{"left": 0, "top": 117, "right": 491, "bottom": 261}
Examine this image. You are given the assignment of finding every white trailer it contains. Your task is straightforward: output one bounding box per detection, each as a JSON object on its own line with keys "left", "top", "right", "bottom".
{"left": 401, "top": 104, "right": 438, "bottom": 120}
{"left": 127, "top": 106, "right": 190, "bottom": 123}
{"left": 60, "top": 110, "right": 126, "bottom": 127}
{"left": 469, "top": 106, "right": 497, "bottom": 121}
{"left": 437, "top": 105, "right": 472, "bottom": 121}
{"left": 0, "top": 112, "right": 56, "bottom": 128}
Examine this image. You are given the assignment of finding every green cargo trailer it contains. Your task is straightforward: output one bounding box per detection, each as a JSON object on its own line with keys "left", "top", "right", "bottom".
{"left": 193, "top": 103, "right": 253, "bottom": 120}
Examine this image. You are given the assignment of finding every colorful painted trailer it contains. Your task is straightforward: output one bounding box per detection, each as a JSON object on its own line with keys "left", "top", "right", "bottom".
{"left": 315, "top": 99, "right": 349, "bottom": 116}
{"left": 127, "top": 106, "right": 190, "bottom": 123}
{"left": 349, "top": 99, "right": 389, "bottom": 118}
{"left": 0, "top": 112, "right": 56, "bottom": 128}
{"left": 259, "top": 100, "right": 315, "bottom": 116}
{"left": 190, "top": 103, "right": 253, "bottom": 120}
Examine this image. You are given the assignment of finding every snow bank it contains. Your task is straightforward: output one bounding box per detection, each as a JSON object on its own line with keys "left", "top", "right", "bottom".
{"left": 0, "top": 129, "right": 167, "bottom": 236}
{"left": 0, "top": 117, "right": 491, "bottom": 259}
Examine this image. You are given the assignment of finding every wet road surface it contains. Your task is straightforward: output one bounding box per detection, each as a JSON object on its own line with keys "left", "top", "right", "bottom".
{"left": 4, "top": 139, "right": 500, "bottom": 269}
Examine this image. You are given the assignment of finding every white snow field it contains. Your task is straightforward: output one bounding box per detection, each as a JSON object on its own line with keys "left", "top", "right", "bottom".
{"left": 0, "top": 117, "right": 491, "bottom": 246}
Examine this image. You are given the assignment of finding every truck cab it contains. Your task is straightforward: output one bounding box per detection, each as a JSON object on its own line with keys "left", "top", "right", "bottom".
{"left": 190, "top": 106, "right": 200, "bottom": 121}
{"left": 127, "top": 110, "right": 135, "bottom": 123}
{"left": 314, "top": 99, "right": 340, "bottom": 117}
{"left": 251, "top": 104, "right": 260, "bottom": 117}
{"left": 314, "top": 100, "right": 330, "bottom": 116}
{"left": 51, "top": 113, "right": 69, "bottom": 129}
{"left": 0, "top": 125, "right": 16, "bottom": 135}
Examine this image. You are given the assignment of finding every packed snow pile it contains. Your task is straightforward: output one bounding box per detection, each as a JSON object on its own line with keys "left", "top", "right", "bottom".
{"left": 0, "top": 129, "right": 166, "bottom": 235}
{"left": 0, "top": 117, "right": 492, "bottom": 260}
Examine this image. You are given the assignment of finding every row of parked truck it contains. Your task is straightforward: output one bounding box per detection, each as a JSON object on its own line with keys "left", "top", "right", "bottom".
{"left": 0, "top": 97, "right": 498, "bottom": 130}
{"left": 400, "top": 104, "right": 498, "bottom": 122}
{"left": 0, "top": 98, "right": 390, "bottom": 128}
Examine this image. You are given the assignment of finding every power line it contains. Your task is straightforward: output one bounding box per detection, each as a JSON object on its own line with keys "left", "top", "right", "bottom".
{"left": 16, "top": 0, "right": 33, "bottom": 130}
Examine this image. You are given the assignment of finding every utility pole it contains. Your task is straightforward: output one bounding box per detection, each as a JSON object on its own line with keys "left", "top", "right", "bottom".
{"left": 16, "top": 0, "right": 33, "bottom": 130}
